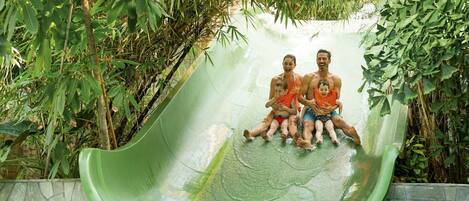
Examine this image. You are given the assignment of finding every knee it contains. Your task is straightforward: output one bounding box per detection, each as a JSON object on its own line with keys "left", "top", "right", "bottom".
{"left": 332, "top": 116, "right": 346, "bottom": 127}
{"left": 289, "top": 115, "right": 297, "bottom": 122}
{"left": 260, "top": 124, "right": 270, "bottom": 131}
{"left": 303, "top": 121, "right": 314, "bottom": 130}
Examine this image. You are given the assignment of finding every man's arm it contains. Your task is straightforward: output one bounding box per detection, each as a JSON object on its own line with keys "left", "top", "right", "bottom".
{"left": 298, "top": 74, "right": 312, "bottom": 106}
{"left": 333, "top": 75, "right": 342, "bottom": 99}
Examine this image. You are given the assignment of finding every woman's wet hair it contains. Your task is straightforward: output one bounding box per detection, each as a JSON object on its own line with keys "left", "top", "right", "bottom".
{"left": 318, "top": 79, "right": 330, "bottom": 88}
{"left": 283, "top": 54, "right": 296, "bottom": 64}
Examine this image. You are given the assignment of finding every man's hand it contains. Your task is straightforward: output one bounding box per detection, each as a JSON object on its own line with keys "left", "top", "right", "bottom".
{"left": 271, "top": 103, "right": 281, "bottom": 110}
{"left": 312, "top": 104, "right": 335, "bottom": 115}
{"left": 304, "top": 99, "right": 316, "bottom": 108}
{"left": 279, "top": 105, "right": 290, "bottom": 111}
{"left": 337, "top": 100, "right": 343, "bottom": 115}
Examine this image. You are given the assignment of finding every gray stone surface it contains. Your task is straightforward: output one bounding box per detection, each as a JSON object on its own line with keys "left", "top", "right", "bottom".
{"left": 0, "top": 179, "right": 85, "bottom": 201}
{"left": 25, "top": 183, "right": 46, "bottom": 201}
{"left": 0, "top": 183, "right": 13, "bottom": 201}
{"left": 39, "top": 181, "right": 54, "bottom": 199}
{"left": 7, "top": 183, "right": 26, "bottom": 201}
{"left": 64, "top": 182, "right": 75, "bottom": 201}
{"left": 0, "top": 180, "right": 468, "bottom": 201}
{"left": 456, "top": 187, "right": 469, "bottom": 201}
{"left": 386, "top": 183, "right": 469, "bottom": 201}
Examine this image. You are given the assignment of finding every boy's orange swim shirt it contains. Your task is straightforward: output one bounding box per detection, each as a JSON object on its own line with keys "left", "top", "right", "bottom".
{"left": 313, "top": 88, "right": 337, "bottom": 108}
{"left": 276, "top": 93, "right": 296, "bottom": 107}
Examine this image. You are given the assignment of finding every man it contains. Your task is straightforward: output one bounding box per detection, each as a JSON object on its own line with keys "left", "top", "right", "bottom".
{"left": 297, "top": 49, "right": 361, "bottom": 150}
{"left": 244, "top": 54, "right": 302, "bottom": 141}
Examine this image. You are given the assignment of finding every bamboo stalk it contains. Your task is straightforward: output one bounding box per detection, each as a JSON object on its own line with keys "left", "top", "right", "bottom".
{"left": 81, "top": 0, "right": 111, "bottom": 150}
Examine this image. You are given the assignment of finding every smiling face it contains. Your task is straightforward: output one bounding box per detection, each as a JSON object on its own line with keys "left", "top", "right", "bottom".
{"left": 316, "top": 52, "right": 331, "bottom": 71}
{"left": 319, "top": 84, "right": 330, "bottom": 97}
{"left": 318, "top": 80, "right": 330, "bottom": 97}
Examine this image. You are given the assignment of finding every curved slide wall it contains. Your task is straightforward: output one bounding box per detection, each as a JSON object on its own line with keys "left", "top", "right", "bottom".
{"left": 79, "top": 14, "right": 407, "bottom": 201}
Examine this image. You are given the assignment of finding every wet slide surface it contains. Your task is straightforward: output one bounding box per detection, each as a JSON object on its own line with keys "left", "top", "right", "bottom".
{"left": 79, "top": 14, "right": 407, "bottom": 201}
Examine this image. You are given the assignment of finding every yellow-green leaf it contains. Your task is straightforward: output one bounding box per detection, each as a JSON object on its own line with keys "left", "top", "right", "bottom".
{"left": 20, "top": 2, "right": 38, "bottom": 33}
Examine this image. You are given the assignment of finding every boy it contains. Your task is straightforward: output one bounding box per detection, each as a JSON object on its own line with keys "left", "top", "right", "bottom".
{"left": 313, "top": 80, "right": 342, "bottom": 145}
{"left": 262, "top": 79, "right": 297, "bottom": 141}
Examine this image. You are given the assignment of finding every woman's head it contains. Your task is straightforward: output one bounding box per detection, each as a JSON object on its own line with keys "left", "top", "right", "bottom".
{"left": 283, "top": 54, "right": 296, "bottom": 72}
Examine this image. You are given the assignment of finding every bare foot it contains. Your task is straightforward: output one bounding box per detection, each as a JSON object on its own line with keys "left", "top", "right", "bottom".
{"left": 332, "top": 139, "right": 340, "bottom": 146}
{"left": 303, "top": 143, "right": 316, "bottom": 151}
{"left": 345, "top": 127, "right": 361, "bottom": 145}
{"left": 243, "top": 130, "right": 254, "bottom": 141}
{"left": 281, "top": 133, "right": 288, "bottom": 142}
{"left": 294, "top": 137, "right": 303, "bottom": 146}
{"left": 315, "top": 136, "right": 323, "bottom": 145}
{"left": 297, "top": 139, "right": 315, "bottom": 151}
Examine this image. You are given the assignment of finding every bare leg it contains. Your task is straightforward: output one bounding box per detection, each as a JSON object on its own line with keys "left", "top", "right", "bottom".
{"left": 280, "top": 119, "right": 289, "bottom": 141}
{"left": 325, "top": 120, "right": 339, "bottom": 145}
{"left": 244, "top": 111, "right": 274, "bottom": 141}
{"left": 298, "top": 120, "right": 315, "bottom": 150}
{"left": 314, "top": 120, "right": 324, "bottom": 144}
{"left": 288, "top": 115, "right": 298, "bottom": 139}
{"left": 264, "top": 120, "right": 279, "bottom": 142}
{"left": 332, "top": 115, "right": 361, "bottom": 145}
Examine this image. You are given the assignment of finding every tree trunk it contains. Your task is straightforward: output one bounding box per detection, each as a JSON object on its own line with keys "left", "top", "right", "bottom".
{"left": 81, "top": 0, "right": 111, "bottom": 150}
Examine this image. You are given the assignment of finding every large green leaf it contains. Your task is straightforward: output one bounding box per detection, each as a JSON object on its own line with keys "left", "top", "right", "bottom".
{"left": 34, "top": 39, "right": 51, "bottom": 74}
{"left": 397, "top": 14, "right": 418, "bottom": 29}
{"left": 380, "top": 97, "right": 391, "bottom": 116}
{"left": 0, "top": 120, "right": 38, "bottom": 137}
{"left": 422, "top": 78, "right": 436, "bottom": 95}
{"left": 20, "top": 1, "right": 38, "bottom": 33}
{"left": 53, "top": 83, "right": 66, "bottom": 118}
{"left": 440, "top": 64, "right": 458, "bottom": 80}
{"left": 6, "top": 7, "right": 17, "bottom": 40}
{"left": 404, "top": 85, "right": 417, "bottom": 103}
{"left": 382, "top": 64, "right": 398, "bottom": 79}
{"left": 127, "top": 1, "right": 137, "bottom": 32}
{"left": 0, "top": 0, "right": 4, "bottom": 11}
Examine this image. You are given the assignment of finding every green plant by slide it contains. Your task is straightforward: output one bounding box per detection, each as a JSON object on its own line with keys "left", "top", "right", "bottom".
{"left": 79, "top": 14, "right": 407, "bottom": 201}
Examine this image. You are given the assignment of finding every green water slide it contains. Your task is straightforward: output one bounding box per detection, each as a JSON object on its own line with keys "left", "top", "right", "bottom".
{"left": 79, "top": 14, "right": 408, "bottom": 201}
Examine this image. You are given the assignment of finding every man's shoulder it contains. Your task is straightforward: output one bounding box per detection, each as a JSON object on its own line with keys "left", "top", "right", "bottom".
{"left": 303, "top": 72, "right": 316, "bottom": 79}
{"left": 329, "top": 73, "right": 342, "bottom": 81}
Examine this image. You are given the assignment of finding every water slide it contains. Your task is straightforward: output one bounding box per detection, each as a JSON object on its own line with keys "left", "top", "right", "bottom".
{"left": 79, "top": 13, "right": 408, "bottom": 201}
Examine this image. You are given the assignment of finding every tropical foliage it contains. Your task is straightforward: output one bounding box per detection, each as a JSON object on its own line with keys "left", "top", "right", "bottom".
{"left": 362, "top": 0, "right": 468, "bottom": 183}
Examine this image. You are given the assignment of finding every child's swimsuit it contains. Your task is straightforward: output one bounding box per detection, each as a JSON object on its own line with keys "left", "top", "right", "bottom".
{"left": 273, "top": 93, "right": 295, "bottom": 124}
{"left": 273, "top": 115, "right": 289, "bottom": 124}
{"left": 303, "top": 89, "right": 339, "bottom": 122}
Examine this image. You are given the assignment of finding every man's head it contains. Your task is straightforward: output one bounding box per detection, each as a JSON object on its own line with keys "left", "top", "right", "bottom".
{"left": 318, "top": 79, "right": 330, "bottom": 97}
{"left": 275, "top": 79, "right": 288, "bottom": 96}
{"left": 316, "top": 49, "right": 331, "bottom": 71}
{"left": 283, "top": 54, "right": 296, "bottom": 73}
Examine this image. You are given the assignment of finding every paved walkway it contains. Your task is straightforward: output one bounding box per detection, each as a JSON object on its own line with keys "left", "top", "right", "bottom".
{"left": 0, "top": 179, "right": 85, "bottom": 201}
{"left": 1, "top": 180, "right": 468, "bottom": 201}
